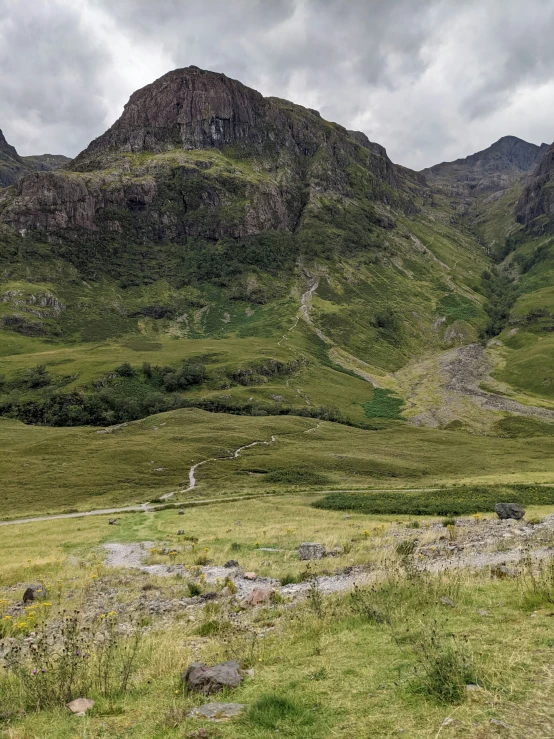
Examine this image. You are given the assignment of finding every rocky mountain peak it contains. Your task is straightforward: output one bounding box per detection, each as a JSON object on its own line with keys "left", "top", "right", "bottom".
{"left": 73, "top": 67, "right": 271, "bottom": 167}
{"left": 0, "top": 129, "right": 22, "bottom": 164}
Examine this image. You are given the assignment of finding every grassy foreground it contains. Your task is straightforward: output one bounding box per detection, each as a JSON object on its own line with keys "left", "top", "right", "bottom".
{"left": 1, "top": 496, "right": 554, "bottom": 737}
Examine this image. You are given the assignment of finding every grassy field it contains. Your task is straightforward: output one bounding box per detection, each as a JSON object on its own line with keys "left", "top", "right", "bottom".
{"left": 1, "top": 496, "right": 554, "bottom": 737}
{"left": 1, "top": 407, "right": 554, "bottom": 519}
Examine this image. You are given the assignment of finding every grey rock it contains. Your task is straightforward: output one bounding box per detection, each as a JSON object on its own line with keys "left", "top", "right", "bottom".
{"left": 67, "top": 698, "right": 95, "bottom": 716}
{"left": 440, "top": 596, "right": 455, "bottom": 608}
{"left": 108, "top": 518, "right": 118, "bottom": 525}
{"left": 178, "top": 510, "right": 185, "bottom": 515}
{"left": 298, "top": 542, "right": 326, "bottom": 560}
{"left": 188, "top": 702, "right": 245, "bottom": 721}
{"left": 177, "top": 530, "right": 185, "bottom": 535}
{"left": 495, "top": 503, "right": 525, "bottom": 520}
{"left": 224, "top": 560, "right": 239, "bottom": 568}
{"left": 182, "top": 660, "right": 244, "bottom": 695}
{"left": 241, "top": 587, "right": 274, "bottom": 608}
{"left": 23, "top": 584, "right": 48, "bottom": 603}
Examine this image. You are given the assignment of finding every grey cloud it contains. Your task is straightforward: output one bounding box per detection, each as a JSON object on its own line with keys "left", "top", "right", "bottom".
{"left": 1, "top": 0, "right": 554, "bottom": 168}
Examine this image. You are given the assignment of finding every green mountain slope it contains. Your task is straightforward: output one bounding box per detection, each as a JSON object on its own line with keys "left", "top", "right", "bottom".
{"left": 0, "top": 67, "right": 552, "bottom": 449}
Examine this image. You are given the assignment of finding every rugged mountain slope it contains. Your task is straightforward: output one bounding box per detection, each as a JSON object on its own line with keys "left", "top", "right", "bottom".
{"left": 421, "top": 136, "right": 548, "bottom": 200}
{"left": 0, "top": 128, "right": 70, "bottom": 188}
{"left": 0, "top": 66, "right": 552, "bottom": 437}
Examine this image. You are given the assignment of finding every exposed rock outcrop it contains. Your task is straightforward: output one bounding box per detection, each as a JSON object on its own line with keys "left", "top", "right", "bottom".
{"left": 0, "top": 67, "right": 419, "bottom": 254}
{"left": 516, "top": 142, "right": 554, "bottom": 228}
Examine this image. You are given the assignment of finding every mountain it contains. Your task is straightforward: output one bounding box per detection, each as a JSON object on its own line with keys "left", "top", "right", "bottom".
{"left": 0, "top": 128, "right": 70, "bottom": 188}
{"left": 0, "top": 66, "right": 552, "bottom": 438}
{"left": 421, "top": 135, "right": 549, "bottom": 199}
{"left": 516, "top": 142, "right": 554, "bottom": 229}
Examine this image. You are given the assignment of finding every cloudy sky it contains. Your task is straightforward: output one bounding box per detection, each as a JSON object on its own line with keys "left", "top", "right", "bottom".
{"left": 1, "top": 0, "right": 553, "bottom": 169}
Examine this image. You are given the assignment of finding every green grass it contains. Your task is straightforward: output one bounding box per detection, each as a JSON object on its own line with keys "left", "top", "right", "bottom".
{"left": 362, "top": 388, "right": 405, "bottom": 419}
{"left": 1, "top": 407, "right": 554, "bottom": 519}
{"left": 314, "top": 484, "right": 554, "bottom": 516}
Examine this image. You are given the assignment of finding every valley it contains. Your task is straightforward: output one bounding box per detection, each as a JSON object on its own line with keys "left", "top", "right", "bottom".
{"left": 0, "top": 64, "right": 553, "bottom": 738}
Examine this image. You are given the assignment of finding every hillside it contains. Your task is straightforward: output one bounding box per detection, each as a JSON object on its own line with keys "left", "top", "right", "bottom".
{"left": 0, "top": 66, "right": 552, "bottom": 458}
{"left": 0, "top": 128, "right": 70, "bottom": 188}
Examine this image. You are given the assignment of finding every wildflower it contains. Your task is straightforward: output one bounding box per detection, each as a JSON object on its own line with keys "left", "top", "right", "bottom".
{"left": 108, "top": 611, "right": 116, "bottom": 617}
{"left": 91, "top": 575, "right": 98, "bottom": 580}
{"left": 175, "top": 690, "right": 179, "bottom": 694}
{"left": 363, "top": 529, "right": 369, "bottom": 537}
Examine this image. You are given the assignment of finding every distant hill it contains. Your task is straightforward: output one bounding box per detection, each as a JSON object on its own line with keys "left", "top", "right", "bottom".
{"left": 0, "top": 128, "right": 70, "bottom": 188}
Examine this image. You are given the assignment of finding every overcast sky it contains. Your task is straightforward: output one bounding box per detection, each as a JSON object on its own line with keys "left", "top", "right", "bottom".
{"left": 1, "top": 0, "right": 553, "bottom": 169}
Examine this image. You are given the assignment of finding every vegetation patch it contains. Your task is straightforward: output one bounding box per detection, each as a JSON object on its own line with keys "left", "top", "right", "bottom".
{"left": 314, "top": 484, "right": 554, "bottom": 516}
{"left": 362, "top": 388, "right": 405, "bottom": 419}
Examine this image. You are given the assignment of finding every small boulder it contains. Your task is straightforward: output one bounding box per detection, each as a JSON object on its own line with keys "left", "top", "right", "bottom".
{"left": 440, "top": 596, "right": 455, "bottom": 608}
{"left": 67, "top": 698, "right": 95, "bottom": 716}
{"left": 491, "top": 563, "right": 515, "bottom": 579}
{"left": 22, "top": 584, "right": 47, "bottom": 604}
{"left": 298, "top": 542, "right": 326, "bottom": 560}
{"left": 182, "top": 660, "right": 244, "bottom": 695}
{"left": 243, "top": 572, "right": 257, "bottom": 581}
{"left": 178, "top": 509, "right": 185, "bottom": 515}
{"left": 495, "top": 503, "right": 525, "bottom": 520}
{"left": 108, "top": 518, "right": 118, "bottom": 525}
{"left": 177, "top": 530, "right": 185, "bottom": 535}
{"left": 224, "top": 560, "right": 238, "bottom": 568}
{"left": 241, "top": 587, "right": 274, "bottom": 608}
{"left": 188, "top": 702, "right": 245, "bottom": 721}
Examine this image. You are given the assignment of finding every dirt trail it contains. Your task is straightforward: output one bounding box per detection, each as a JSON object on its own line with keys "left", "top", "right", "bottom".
{"left": 160, "top": 436, "right": 277, "bottom": 501}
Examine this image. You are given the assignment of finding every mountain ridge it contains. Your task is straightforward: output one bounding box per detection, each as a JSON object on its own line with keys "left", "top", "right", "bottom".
{"left": 0, "top": 127, "right": 71, "bottom": 188}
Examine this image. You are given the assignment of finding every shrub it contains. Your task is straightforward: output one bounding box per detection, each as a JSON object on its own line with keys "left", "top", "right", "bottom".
{"left": 396, "top": 539, "right": 417, "bottom": 557}
{"left": 3, "top": 610, "right": 144, "bottom": 709}
{"left": 442, "top": 518, "right": 457, "bottom": 528}
{"left": 362, "top": 388, "right": 405, "bottom": 419}
{"left": 187, "top": 582, "right": 202, "bottom": 597}
{"left": 313, "top": 485, "right": 554, "bottom": 516}
{"left": 406, "top": 622, "right": 481, "bottom": 703}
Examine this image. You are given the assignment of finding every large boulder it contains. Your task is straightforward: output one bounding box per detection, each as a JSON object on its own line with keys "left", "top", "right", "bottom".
{"left": 495, "top": 503, "right": 525, "bottom": 520}
{"left": 182, "top": 660, "right": 244, "bottom": 695}
{"left": 298, "top": 542, "right": 326, "bottom": 560}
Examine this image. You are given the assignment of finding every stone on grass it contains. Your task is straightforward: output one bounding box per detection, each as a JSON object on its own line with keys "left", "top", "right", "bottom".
{"left": 22, "top": 584, "right": 47, "bottom": 603}
{"left": 224, "top": 560, "right": 238, "bottom": 568}
{"left": 188, "top": 702, "right": 245, "bottom": 721}
{"left": 182, "top": 660, "right": 244, "bottom": 695}
{"left": 298, "top": 542, "right": 326, "bottom": 560}
{"left": 491, "top": 563, "right": 515, "bottom": 579}
{"left": 177, "top": 530, "right": 185, "bottom": 535}
{"left": 108, "top": 518, "right": 118, "bottom": 525}
{"left": 241, "top": 587, "right": 274, "bottom": 608}
{"left": 67, "top": 698, "right": 95, "bottom": 716}
{"left": 178, "top": 509, "right": 185, "bottom": 515}
{"left": 243, "top": 571, "right": 257, "bottom": 581}
{"left": 440, "top": 596, "right": 455, "bottom": 608}
{"left": 495, "top": 503, "right": 525, "bottom": 520}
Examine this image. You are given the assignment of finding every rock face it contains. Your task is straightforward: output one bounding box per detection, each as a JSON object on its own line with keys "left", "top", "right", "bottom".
{"left": 0, "top": 66, "right": 418, "bottom": 264}
{"left": 495, "top": 503, "right": 525, "bottom": 520}
{"left": 516, "top": 143, "right": 554, "bottom": 228}
{"left": 298, "top": 542, "right": 326, "bottom": 560}
{"left": 422, "top": 136, "right": 549, "bottom": 205}
{"left": 0, "top": 128, "right": 70, "bottom": 188}
{"left": 182, "top": 660, "right": 244, "bottom": 695}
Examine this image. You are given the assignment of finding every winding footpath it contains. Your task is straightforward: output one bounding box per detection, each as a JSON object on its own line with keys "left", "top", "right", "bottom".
{"left": 0, "top": 434, "right": 280, "bottom": 527}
